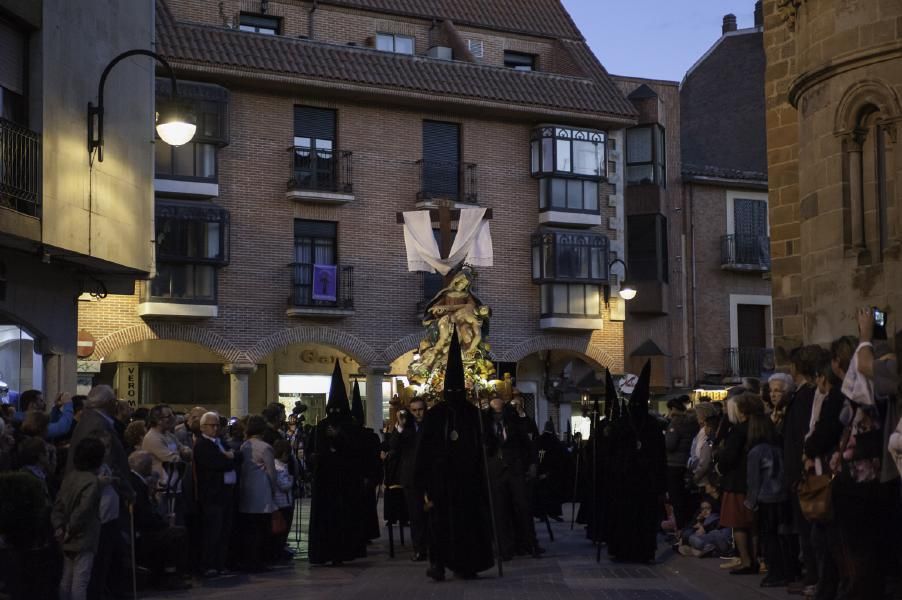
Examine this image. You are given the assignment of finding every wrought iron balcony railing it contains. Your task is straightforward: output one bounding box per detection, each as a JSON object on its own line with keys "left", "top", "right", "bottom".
{"left": 0, "top": 118, "right": 41, "bottom": 217}
{"left": 287, "top": 147, "right": 353, "bottom": 195}
{"left": 288, "top": 262, "right": 354, "bottom": 310}
{"left": 721, "top": 234, "right": 770, "bottom": 271}
{"left": 416, "top": 160, "right": 478, "bottom": 203}
{"left": 723, "top": 347, "right": 775, "bottom": 379}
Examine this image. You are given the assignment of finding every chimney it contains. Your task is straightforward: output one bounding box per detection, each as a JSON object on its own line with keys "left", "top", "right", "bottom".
{"left": 754, "top": 1, "right": 763, "bottom": 28}
{"left": 722, "top": 13, "right": 737, "bottom": 34}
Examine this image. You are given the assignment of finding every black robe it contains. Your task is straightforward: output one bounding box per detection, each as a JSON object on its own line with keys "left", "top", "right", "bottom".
{"left": 307, "top": 415, "right": 368, "bottom": 564}
{"left": 413, "top": 398, "right": 494, "bottom": 575}
{"left": 605, "top": 409, "right": 667, "bottom": 563}
{"left": 534, "top": 431, "right": 567, "bottom": 519}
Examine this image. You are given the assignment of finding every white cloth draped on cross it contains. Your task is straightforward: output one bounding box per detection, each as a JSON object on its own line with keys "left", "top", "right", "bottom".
{"left": 402, "top": 207, "right": 493, "bottom": 274}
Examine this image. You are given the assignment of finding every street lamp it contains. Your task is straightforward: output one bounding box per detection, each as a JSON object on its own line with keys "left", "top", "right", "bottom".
{"left": 609, "top": 258, "right": 637, "bottom": 300}
{"left": 87, "top": 49, "right": 196, "bottom": 162}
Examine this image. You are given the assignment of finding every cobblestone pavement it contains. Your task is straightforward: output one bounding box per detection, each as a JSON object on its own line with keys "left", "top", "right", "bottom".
{"left": 145, "top": 503, "right": 789, "bottom": 600}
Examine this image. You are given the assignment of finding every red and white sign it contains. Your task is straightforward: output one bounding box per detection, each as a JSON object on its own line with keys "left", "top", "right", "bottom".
{"left": 77, "top": 330, "right": 96, "bottom": 358}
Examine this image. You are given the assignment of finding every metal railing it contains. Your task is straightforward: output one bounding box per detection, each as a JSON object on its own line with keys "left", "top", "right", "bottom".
{"left": 723, "top": 347, "right": 775, "bottom": 379}
{"left": 0, "top": 118, "right": 41, "bottom": 217}
{"left": 416, "top": 160, "right": 478, "bottom": 203}
{"left": 287, "top": 147, "right": 353, "bottom": 194}
{"left": 288, "top": 262, "right": 354, "bottom": 310}
{"left": 721, "top": 234, "right": 770, "bottom": 270}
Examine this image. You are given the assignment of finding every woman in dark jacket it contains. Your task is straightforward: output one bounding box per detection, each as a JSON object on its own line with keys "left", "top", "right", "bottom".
{"left": 716, "top": 392, "right": 761, "bottom": 575}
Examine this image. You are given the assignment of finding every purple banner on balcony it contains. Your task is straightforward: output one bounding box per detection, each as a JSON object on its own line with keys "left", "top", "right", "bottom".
{"left": 311, "top": 264, "right": 338, "bottom": 301}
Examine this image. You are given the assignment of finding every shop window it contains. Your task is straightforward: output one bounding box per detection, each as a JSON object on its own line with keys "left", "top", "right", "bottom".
{"left": 139, "top": 363, "right": 229, "bottom": 407}
{"left": 626, "top": 124, "right": 665, "bottom": 186}
{"left": 0, "top": 325, "right": 41, "bottom": 403}
{"left": 627, "top": 214, "right": 668, "bottom": 282}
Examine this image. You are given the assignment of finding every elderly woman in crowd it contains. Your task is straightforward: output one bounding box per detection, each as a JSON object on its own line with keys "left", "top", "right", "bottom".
{"left": 767, "top": 373, "right": 795, "bottom": 436}
{"left": 238, "top": 415, "right": 279, "bottom": 572}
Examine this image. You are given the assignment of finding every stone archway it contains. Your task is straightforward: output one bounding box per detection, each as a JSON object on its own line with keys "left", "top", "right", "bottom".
{"left": 247, "top": 325, "right": 380, "bottom": 367}
{"left": 93, "top": 323, "right": 243, "bottom": 363}
{"left": 501, "top": 334, "right": 619, "bottom": 372}
{"left": 379, "top": 332, "right": 425, "bottom": 367}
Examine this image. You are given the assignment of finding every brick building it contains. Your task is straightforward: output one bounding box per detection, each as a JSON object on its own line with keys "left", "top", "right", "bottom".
{"left": 1, "top": 0, "right": 156, "bottom": 402}
{"left": 77, "top": 0, "right": 637, "bottom": 429}
{"left": 615, "top": 3, "right": 772, "bottom": 401}
{"left": 763, "top": 0, "right": 901, "bottom": 356}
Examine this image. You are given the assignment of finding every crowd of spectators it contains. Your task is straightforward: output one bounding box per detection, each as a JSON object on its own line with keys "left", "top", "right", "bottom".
{"left": 0, "top": 386, "right": 309, "bottom": 599}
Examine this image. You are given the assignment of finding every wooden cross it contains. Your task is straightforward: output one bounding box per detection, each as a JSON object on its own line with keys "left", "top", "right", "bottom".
{"left": 396, "top": 199, "right": 493, "bottom": 283}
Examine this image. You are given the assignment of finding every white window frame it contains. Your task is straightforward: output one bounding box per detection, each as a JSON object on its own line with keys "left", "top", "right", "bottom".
{"left": 728, "top": 294, "right": 773, "bottom": 349}
{"left": 726, "top": 190, "right": 769, "bottom": 235}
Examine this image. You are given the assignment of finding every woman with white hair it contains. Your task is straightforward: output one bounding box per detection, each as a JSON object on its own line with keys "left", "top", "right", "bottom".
{"left": 767, "top": 373, "right": 796, "bottom": 434}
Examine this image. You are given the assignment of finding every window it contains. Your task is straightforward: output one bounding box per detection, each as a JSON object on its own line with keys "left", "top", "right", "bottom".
{"left": 155, "top": 142, "right": 217, "bottom": 180}
{"left": 0, "top": 20, "right": 26, "bottom": 126}
{"left": 293, "top": 106, "right": 337, "bottom": 191}
{"left": 627, "top": 214, "right": 668, "bottom": 283}
{"left": 539, "top": 284, "right": 602, "bottom": 318}
{"left": 149, "top": 200, "right": 229, "bottom": 303}
{"left": 420, "top": 120, "right": 462, "bottom": 200}
{"left": 238, "top": 13, "right": 280, "bottom": 35}
{"left": 504, "top": 51, "right": 535, "bottom": 71}
{"left": 538, "top": 178, "right": 599, "bottom": 213}
{"left": 531, "top": 229, "right": 609, "bottom": 283}
{"left": 626, "top": 125, "right": 665, "bottom": 186}
{"left": 376, "top": 33, "right": 414, "bottom": 55}
{"left": 530, "top": 126, "right": 606, "bottom": 178}
{"left": 293, "top": 220, "right": 338, "bottom": 306}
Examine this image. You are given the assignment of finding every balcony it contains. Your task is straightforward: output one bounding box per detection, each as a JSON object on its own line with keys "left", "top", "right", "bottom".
{"left": 416, "top": 160, "right": 478, "bottom": 204}
{"left": 286, "top": 263, "right": 354, "bottom": 317}
{"left": 285, "top": 147, "right": 354, "bottom": 204}
{"left": 723, "top": 347, "right": 775, "bottom": 380}
{"left": 0, "top": 118, "right": 41, "bottom": 218}
{"left": 721, "top": 234, "right": 770, "bottom": 272}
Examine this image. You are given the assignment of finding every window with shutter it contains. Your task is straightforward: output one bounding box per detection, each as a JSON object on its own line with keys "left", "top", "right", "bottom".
{"left": 421, "top": 121, "right": 460, "bottom": 200}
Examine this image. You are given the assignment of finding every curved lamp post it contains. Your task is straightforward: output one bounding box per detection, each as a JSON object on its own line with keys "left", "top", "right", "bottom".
{"left": 609, "top": 258, "right": 637, "bottom": 300}
{"left": 87, "top": 49, "right": 196, "bottom": 162}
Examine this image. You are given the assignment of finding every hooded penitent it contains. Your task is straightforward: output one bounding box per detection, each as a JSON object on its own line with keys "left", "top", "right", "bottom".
{"left": 327, "top": 359, "right": 351, "bottom": 418}
{"left": 606, "top": 368, "right": 620, "bottom": 420}
{"left": 351, "top": 378, "right": 365, "bottom": 424}
{"left": 443, "top": 327, "right": 466, "bottom": 403}
{"left": 628, "top": 360, "right": 652, "bottom": 416}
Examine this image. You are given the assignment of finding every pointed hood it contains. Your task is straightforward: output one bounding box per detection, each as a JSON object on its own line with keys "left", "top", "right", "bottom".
{"left": 351, "top": 378, "right": 365, "bottom": 424}
{"left": 443, "top": 326, "right": 466, "bottom": 403}
{"left": 605, "top": 368, "right": 619, "bottom": 419}
{"left": 629, "top": 360, "right": 652, "bottom": 413}
{"left": 326, "top": 359, "right": 350, "bottom": 417}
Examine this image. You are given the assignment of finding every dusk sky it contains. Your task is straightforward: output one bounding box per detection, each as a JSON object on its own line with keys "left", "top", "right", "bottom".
{"left": 560, "top": 0, "right": 759, "bottom": 82}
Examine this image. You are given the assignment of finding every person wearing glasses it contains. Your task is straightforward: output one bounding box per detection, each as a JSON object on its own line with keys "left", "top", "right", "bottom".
{"left": 194, "top": 411, "right": 238, "bottom": 576}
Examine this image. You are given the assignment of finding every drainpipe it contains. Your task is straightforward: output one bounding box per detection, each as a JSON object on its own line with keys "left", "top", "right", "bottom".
{"left": 308, "top": 0, "right": 317, "bottom": 39}
{"left": 689, "top": 183, "right": 699, "bottom": 387}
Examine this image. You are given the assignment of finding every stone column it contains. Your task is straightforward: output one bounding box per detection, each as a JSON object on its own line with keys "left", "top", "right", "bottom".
{"left": 223, "top": 362, "right": 256, "bottom": 417}
{"left": 43, "top": 352, "right": 76, "bottom": 402}
{"left": 364, "top": 366, "right": 388, "bottom": 432}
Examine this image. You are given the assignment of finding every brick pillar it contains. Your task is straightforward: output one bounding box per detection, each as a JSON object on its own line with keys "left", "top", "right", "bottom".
{"left": 224, "top": 362, "right": 256, "bottom": 417}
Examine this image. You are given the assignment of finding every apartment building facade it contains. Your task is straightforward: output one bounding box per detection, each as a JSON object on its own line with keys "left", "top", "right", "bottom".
{"left": 617, "top": 4, "right": 773, "bottom": 401}
{"left": 77, "top": 0, "right": 637, "bottom": 429}
{"left": 0, "top": 0, "right": 156, "bottom": 402}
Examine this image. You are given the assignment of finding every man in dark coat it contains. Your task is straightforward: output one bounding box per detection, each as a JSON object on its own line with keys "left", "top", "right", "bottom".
{"left": 394, "top": 396, "right": 428, "bottom": 560}
{"left": 308, "top": 360, "right": 367, "bottom": 565}
{"left": 193, "top": 411, "right": 238, "bottom": 576}
{"left": 605, "top": 361, "right": 667, "bottom": 563}
{"left": 414, "top": 329, "right": 494, "bottom": 581}
{"left": 535, "top": 419, "right": 566, "bottom": 521}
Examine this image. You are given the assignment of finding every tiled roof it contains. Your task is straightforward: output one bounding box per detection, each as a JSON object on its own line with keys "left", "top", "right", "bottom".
{"left": 155, "top": 1, "right": 636, "bottom": 123}
{"left": 317, "top": 0, "right": 583, "bottom": 40}
{"left": 682, "top": 163, "right": 767, "bottom": 183}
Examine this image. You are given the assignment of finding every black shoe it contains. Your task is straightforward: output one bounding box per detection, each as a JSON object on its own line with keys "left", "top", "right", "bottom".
{"left": 426, "top": 564, "right": 445, "bottom": 582}
{"left": 411, "top": 553, "right": 427, "bottom": 562}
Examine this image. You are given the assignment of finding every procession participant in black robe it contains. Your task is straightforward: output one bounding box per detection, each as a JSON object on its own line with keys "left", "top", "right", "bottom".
{"left": 604, "top": 361, "right": 667, "bottom": 563}
{"left": 413, "top": 329, "right": 494, "bottom": 581}
{"left": 352, "top": 379, "right": 382, "bottom": 541}
{"left": 308, "top": 360, "right": 367, "bottom": 565}
{"left": 535, "top": 419, "right": 566, "bottom": 521}
{"left": 393, "top": 398, "right": 428, "bottom": 561}
{"left": 484, "top": 394, "right": 541, "bottom": 559}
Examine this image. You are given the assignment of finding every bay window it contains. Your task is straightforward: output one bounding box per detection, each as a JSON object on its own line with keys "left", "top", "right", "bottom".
{"left": 531, "top": 126, "right": 606, "bottom": 178}
{"left": 532, "top": 229, "right": 609, "bottom": 319}
{"left": 626, "top": 124, "right": 665, "bottom": 186}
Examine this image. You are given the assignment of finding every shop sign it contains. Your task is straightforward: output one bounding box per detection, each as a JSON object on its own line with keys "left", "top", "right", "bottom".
{"left": 77, "top": 360, "right": 102, "bottom": 373}
{"left": 121, "top": 363, "right": 140, "bottom": 404}
{"left": 299, "top": 348, "right": 355, "bottom": 366}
